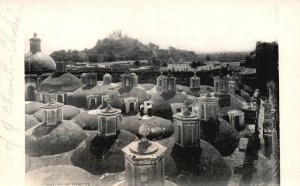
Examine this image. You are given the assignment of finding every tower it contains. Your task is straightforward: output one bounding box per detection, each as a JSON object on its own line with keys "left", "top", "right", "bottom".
{"left": 122, "top": 123, "right": 167, "bottom": 186}
{"left": 158, "top": 72, "right": 176, "bottom": 95}
{"left": 213, "top": 75, "right": 229, "bottom": 93}
{"left": 97, "top": 98, "right": 122, "bottom": 136}
{"left": 196, "top": 93, "right": 219, "bottom": 121}
{"left": 85, "top": 73, "right": 98, "bottom": 87}
{"left": 190, "top": 71, "right": 200, "bottom": 91}
{"left": 156, "top": 71, "right": 165, "bottom": 91}
{"left": 41, "top": 99, "right": 63, "bottom": 126}
{"left": 30, "top": 33, "right": 41, "bottom": 54}
{"left": 173, "top": 101, "right": 201, "bottom": 147}
{"left": 121, "top": 72, "right": 138, "bottom": 91}
{"left": 228, "top": 80, "right": 237, "bottom": 95}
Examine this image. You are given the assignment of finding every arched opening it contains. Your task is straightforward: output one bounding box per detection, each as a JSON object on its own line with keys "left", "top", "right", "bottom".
{"left": 26, "top": 85, "right": 35, "bottom": 101}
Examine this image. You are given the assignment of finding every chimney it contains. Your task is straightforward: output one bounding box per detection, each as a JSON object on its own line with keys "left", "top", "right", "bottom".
{"left": 30, "top": 33, "right": 41, "bottom": 54}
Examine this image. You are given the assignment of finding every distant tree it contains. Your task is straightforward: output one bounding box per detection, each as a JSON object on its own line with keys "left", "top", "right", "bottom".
{"left": 97, "top": 54, "right": 103, "bottom": 62}
{"left": 196, "top": 61, "right": 205, "bottom": 66}
{"left": 206, "top": 54, "right": 211, "bottom": 61}
{"left": 134, "top": 60, "right": 140, "bottom": 66}
{"left": 50, "top": 50, "right": 66, "bottom": 62}
{"left": 190, "top": 60, "right": 199, "bottom": 72}
{"left": 161, "top": 62, "right": 168, "bottom": 67}
{"left": 148, "top": 42, "right": 159, "bottom": 50}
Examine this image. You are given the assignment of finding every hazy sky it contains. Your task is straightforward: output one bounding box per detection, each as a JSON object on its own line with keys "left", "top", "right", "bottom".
{"left": 24, "top": 0, "right": 278, "bottom": 55}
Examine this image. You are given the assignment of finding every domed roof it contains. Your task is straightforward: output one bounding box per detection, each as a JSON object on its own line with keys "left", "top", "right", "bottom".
{"left": 39, "top": 72, "right": 82, "bottom": 93}
{"left": 122, "top": 115, "right": 174, "bottom": 140}
{"left": 150, "top": 91, "right": 191, "bottom": 119}
{"left": 68, "top": 84, "right": 115, "bottom": 108}
{"left": 71, "top": 130, "right": 137, "bottom": 175}
{"left": 25, "top": 33, "right": 56, "bottom": 73}
{"left": 25, "top": 52, "right": 56, "bottom": 73}
{"left": 103, "top": 73, "right": 112, "bottom": 78}
{"left": 25, "top": 120, "right": 87, "bottom": 156}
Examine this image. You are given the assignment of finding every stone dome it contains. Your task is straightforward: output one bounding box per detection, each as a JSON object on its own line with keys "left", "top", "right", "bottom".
{"left": 68, "top": 84, "right": 112, "bottom": 108}
{"left": 122, "top": 115, "right": 174, "bottom": 140}
{"left": 25, "top": 34, "right": 56, "bottom": 73}
{"left": 39, "top": 72, "right": 82, "bottom": 93}
{"left": 150, "top": 91, "right": 192, "bottom": 120}
{"left": 25, "top": 52, "right": 56, "bottom": 73}
{"left": 72, "top": 111, "right": 99, "bottom": 130}
{"left": 25, "top": 114, "right": 40, "bottom": 131}
{"left": 71, "top": 130, "right": 138, "bottom": 175}
{"left": 25, "top": 120, "right": 87, "bottom": 156}
{"left": 103, "top": 73, "right": 112, "bottom": 78}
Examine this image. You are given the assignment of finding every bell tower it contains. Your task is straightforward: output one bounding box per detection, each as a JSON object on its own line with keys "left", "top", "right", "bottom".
{"left": 30, "top": 33, "right": 41, "bottom": 54}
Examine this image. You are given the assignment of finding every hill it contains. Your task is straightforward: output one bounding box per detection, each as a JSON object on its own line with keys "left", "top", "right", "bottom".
{"left": 50, "top": 31, "right": 197, "bottom": 63}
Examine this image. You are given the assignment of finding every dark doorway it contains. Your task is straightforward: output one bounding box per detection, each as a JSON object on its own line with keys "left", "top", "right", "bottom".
{"left": 129, "top": 102, "right": 134, "bottom": 112}
{"left": 234, "top": 115, "right": 240, "bottom": 130}
{"left": 91, "top": 98, "right": 96, "bottom": 108}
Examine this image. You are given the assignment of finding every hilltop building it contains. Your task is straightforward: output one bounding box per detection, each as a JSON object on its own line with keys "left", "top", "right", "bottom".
{"left": 25, "top": 33, "right": 56, "bottom": 101}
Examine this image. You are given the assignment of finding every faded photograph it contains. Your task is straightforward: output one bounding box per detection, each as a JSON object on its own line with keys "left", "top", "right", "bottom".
{"left": 24, "top": 1, "right": 279, "bottom": 185}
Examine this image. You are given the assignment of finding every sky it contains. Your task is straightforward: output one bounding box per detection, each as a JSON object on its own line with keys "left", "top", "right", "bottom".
{"left": 23, "top": 0, "right": 278, "bottom": 55}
